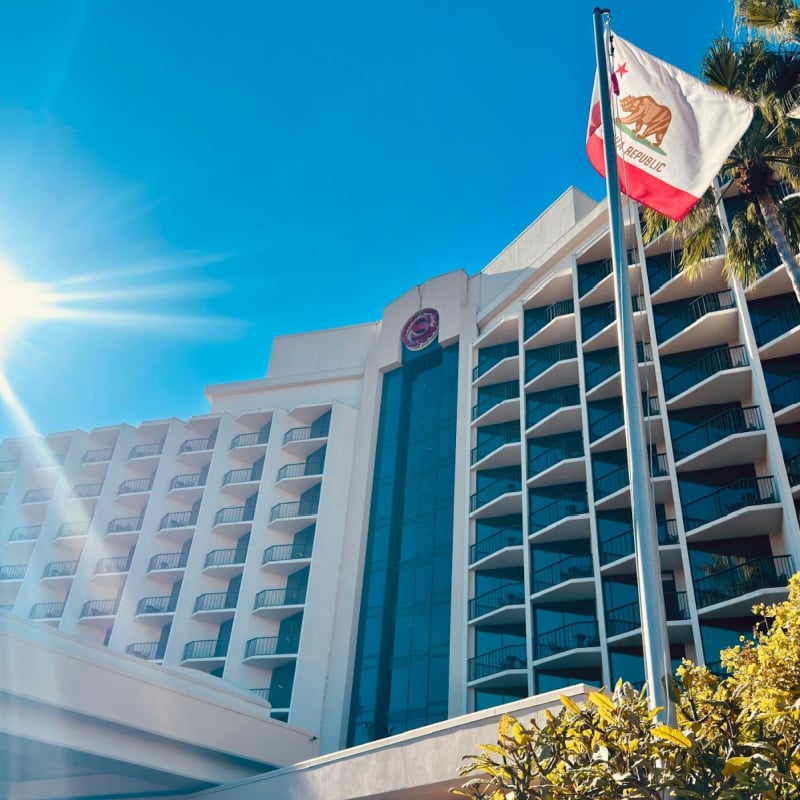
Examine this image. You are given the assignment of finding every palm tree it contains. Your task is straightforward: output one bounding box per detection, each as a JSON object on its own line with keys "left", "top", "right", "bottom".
{"left": 736, "top": 0, "right": 800, "bottom": 42}
{"left": 642, "top": 36, "right": 800, "bottom": 305}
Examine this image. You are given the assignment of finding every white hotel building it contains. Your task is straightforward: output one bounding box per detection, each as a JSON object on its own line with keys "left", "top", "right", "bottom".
{"left": 1, "top": 186, "right": 799, "bottom": 799}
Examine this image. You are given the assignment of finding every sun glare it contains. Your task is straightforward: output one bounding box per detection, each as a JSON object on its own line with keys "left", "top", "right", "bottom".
{"left": 0, "top": 260, "right": 58, "bottom": 361}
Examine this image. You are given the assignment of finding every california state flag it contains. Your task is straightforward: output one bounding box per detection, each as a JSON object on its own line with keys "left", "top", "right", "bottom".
{"left": 587, "top": 33, "right": 753, "bottom": 221}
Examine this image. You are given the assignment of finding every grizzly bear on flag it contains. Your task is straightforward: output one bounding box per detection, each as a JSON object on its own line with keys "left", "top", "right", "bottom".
{"left": 616, "top": 94, "right": 672, "bottom": 148}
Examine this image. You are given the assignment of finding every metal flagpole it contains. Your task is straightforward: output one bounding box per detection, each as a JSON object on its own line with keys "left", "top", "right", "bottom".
{"left": 591, "top": 7, "right": 673, "bottom": 724}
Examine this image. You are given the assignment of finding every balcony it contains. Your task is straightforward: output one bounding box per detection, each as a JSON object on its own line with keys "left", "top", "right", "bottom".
{"left": 126, "top": 642, "right": 166, "bottom": 661}
{"left": 148, "top": 551, "right": 188, "bottom": 573}
{"left": 471, "top": 427, "right": 520, "bottom": 468}
{"left": 94, "top": 556, "right": 130, "bottom": 575}
{"left": 193, "top": 591, "right": 239, "bottom": 618}
{"left": 593, "top": 455, "right": 668, "bottom": 501}
{"left": 769, "top": 373, "right": 800, "bottom": 416}
{"left": 42, "top": 560, "right": 78, "bottom": 579}
{"left": 213, "top": 506, "right": 255, "bottom": 537}
{"left": 645, "top": 250, "right": 682, "bottom": 293}
{"left": 530, "top": 554, "right": 593, "bottom": 595}
{"left": 664, "top": 345, "right": 749, "bottom": 404}
{"left": 606, "top": 591, "right": 690, "bottom": 637}
{"left": 270, "top": 500, "right": 319, "bottom": 524}
{"left": 107, "top": 515, "right": 143, "bottom": 536}
{"left": 182, "top": 638, "right": 229, "bottom": 662}
{"left": 530, "top": 492, "right": 588, "bottom": 536}
{"left": 534, "top": 620, "right": 600, "bottom": 660}
{"left": 473, "top": 341, "right": 519, "bottom": 384}
{"left": 8, "top": 525, "right": 41, "bottom": 543}
{"left": 0, "top": 564, "right": 26, "bottom": 581}
{"left": 82, "top": 448, "right": 113, "bottom": 464}
{"left": 672, "top": 406, "right": 764, "bottom": 466}
{"left": 527, "top": 437, "right": 583, "bottom": 483}
{"left": 129, "top": 441, "right": 163, "bottom": 460}
{"left": 178, "top": 436, "right": 216, "bottom": 455}
{"left": 468, "top": 582, "right": 525, "bottom": 623}
{"left": 682, "top": 475, "right": 779, "bottom": 534}
{"left": 118, "top": 476, "right": 153, "bottom": 495}
{"left": 22, "top": 488, "right": 53, "bottom": 504}
{"left": 253, "top": 586, "right": 307, "bottom": 617}
{"left": 230, "top": 429, "right": 269, "bottom": 449}
{"left": 524, "top": 342, "right": 578, "bottom": 390}
{"left": 523, "top": 299, "right": 575, "bottom": 346}
{"left": 243, "top": 635, "right": 299, "bottom": 664}
{"left": 786, "top": 453, "right": 800, "bottom": 487}
{"left": 262, "top": 542, "right": 314, "bottom": 571}
{"left": 203, "top": 548, "right": 247, "bottom": 577}
{"left": 472, "top": 380, "right": 520, "bottom": 423}
{"left": 136, "top": 595, "right": 178, "bottom": 616}
{"left": 72, "top": 482, "right": 102, "bottom": 499}
{"left": 80, "top": 599, "right": 119, "bottom": 619}
{"left": 581, "top": 301, "right": 616, "bottom": 342}
{"left": 158, "top": 510, "right": 198, "bottom": 531}
{"left": 35, "top": 452, "right": 66, "bottom": 469}
{"left": 599, "top": 519, "right": 678, "bottom": 565}
{"left": 276, "top": 462, "right": 322, "bottom": 482}
{"left": 694, "top": 555, "right": 794, "bottom": 609}
{"left": 467, "top": 645, "right": 528, "bottom": 685}
{"left": 753, "top": 300, "right": 800, "bottom": 354}
{"left": 282, "top": 422, "right": 330, "bottom": 456}
{"left": 578, "top": 256, "right": 613, "bottom": 297}
{"left": 656, "top": 290, "right": 736, "bottom": 349}
{"left": 469, "top": 476, "right": 521, "bottom": 516}
{"left": 470, "top": 527, "right": 523, "bottom": 567}
{"left": 29, "top": 602, "right": 65, "bottom": 621}
{"left": 56, "top": 521, "right": 90, "bottom": 539}
{"left": 584, "top": 342, "right": 652, "bottom": 394}
{"left": 525, "top": 386, "right": 581, "bottom": 435}
{"left": 0, "top": 459, "right": 19, "bottom": 472}
{"left": 222, "top": 468, "right": 261, "bottom": 489}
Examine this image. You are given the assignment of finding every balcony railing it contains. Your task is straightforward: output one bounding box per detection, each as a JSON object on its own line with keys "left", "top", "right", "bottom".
{"left": 534, "top": 620, "right": 600, "bottom": 659}
{"left": 469, "top": 476, "right": 521, "bottom": 512}
{"left": 694, "top": 555, "right": 795, "bottom": 608}
{"left": 468, "top": 644, "right": 528, "bottom": 681}
{"left": 768, "top": 372, "right": 800, "bottom": 411}
{"left": 148, "top": 552, "right": 188, "bottom": 571}
{"left": 471, "top": 427, "right": 520, "bottom": 465}
{"left": 530, "top": 491, "right": 588, "bottom": 532}
{"left": 193, "top": 591, "right": 239, "bottom": 612}
{"left": 95, "top": 556, "right": 130, "bottom": 574}
{"left": 37, "top": 453, "right": 66, "bottom": 468}
{"left": 283, "top": 422, "right": 330, "bottom": 444}
{"left": 682, "top": 476, "right": 778, "bottom": 531}
{"left": 527, "top": 436, "right": 583, "bottom": 477}
{"left": 276, "top": 462, "right": 322, "bottom": 481}
{"left": 126, "top": 642, "right": 166, "bottom": 660}
{"left": 262, "top": 541, "right": 314, "bottom": 564}
{"left": 22, "top": 488, "right": 53, "bottom": 503}
{"left": 204, "top": 548, "right": 247, "bottom": 568}
{"left": 29, "top": 602, "right": 65, "bottom": 620}
{"left": 42, "top": 560, "right": 78, "bottom": 578}
{"left": 645, "top": 250, "right": 683, "bottom": 293}
{"left": 470, "top": 527, "right": 522, "bottom": 564}
{"left": 137, "top": 595, "right": 178, "bottom": 615}
{"left": 169, "top": 472, "right": 207, "bottom": 490}
{"left": 8, "top": 525, "right": 41, "bottom": 542}
{"left": 107, "top": 515, "right": 143, "bottom": 534}
{"left": 0, "top": 458, "right": 19, "bottom": 472}
{"left": 0, "top": 564, "right": 26, "bottom": 580}
{"left": 589, "top": 404, "right": 623, "bottom": 441}
{"left": 82, "top": 448, "right": 113, "bottom": 464}
{"left": 73, "top": 482, "right": 102, "bottom": 499}
{"left": 526, "top": 385, "right": 581, "bottom": 428}
{"left": 468, "top": 582, "right": 525, "bottom": 620}
{"left": 81, "top": 599, "right": 119, "bottom": 617}
{"left": 178, "top": 435, "right": 216, "bottom": 454}
{"left": 473, "top": 341, "right": 519, "bottom": 382}
{"left": 752, "top": 300, "right": 800, "bottom": 347}
{"left": 656, "top": 290, "right": 735, "bottom": 342}
{"left": 57, "top": 521, "right": 90, "bottom": 538}
{"left": 664, "top": 344, "right": 749, "bottom": 399}
{"left": 118, "top": 476, "right": 153, "bottom": 494}
{"left": 129, "top": 441, "right": 163, "bottom": 459}
{"left": 159, "top": 511, "right": 198, "bottom": 530}
{"left": 223, "top": 468, "right": 261, "bottom": 486}
{"left": 606, "top": 591, "right": 689, "bottom": 636}
{"left": 525, "top": 341, "right": 577, "bottom": 383}
{"left": 524, "top": 298, "right": 574, "bottom": 339}
{"left": 183, "top": 639, "right": 229, "bottom": 660}
{"left": 214, "top": 506, "right": 255, "bottom": 526}
{"left": 244, "top": 635, "right": 300, "bottom": 659}
{"left": 786, "top": 453, "right": 800, "bottom": 486}
{"left": 231, "top": 429, "right": 270, "bottom": 449}
{"left": 270, "top": 500, "right": 319, "bottom": 522}
{"left": 599, "top": 519, "right": 678, "bottom": 565}
{"left": 672, "top": 406, "right": 763, "bottom": 461}
{"left": 581, "top": 301, "right": 616, "bottom": 341}
{"left": 473, "top": 380, "right": 520, "bottom": 421}
{"left": 254, "top": 585, "right": 308, "bottom": 609}
{"left": 531, "top": 554, "right": 593, "bottom": 593}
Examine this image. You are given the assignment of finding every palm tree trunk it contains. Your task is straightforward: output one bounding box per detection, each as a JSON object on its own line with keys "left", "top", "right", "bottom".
{"left": 757, "top": 191, "right": 800, "bottom": 304}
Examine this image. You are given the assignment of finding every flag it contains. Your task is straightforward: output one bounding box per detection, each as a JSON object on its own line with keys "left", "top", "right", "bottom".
{"left": 586, "top": 33, "right": 754, "bottom": 221}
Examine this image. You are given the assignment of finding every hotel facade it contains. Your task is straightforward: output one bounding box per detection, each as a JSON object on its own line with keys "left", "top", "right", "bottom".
{"left": 1, "top": 186, "right": 799, "bottom": 789}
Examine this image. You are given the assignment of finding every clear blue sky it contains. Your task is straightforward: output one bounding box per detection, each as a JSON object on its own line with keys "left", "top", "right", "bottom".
{"left": 0, "top": 0, "right": 735, "bottom": 439}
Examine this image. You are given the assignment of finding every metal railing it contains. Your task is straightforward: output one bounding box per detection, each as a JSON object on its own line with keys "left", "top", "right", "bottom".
{"left": 606, "top": 591, "right": 689, "bottom": 636}
{"left": 524, "top": 298, "right": 574, "bottom": 340}
{"left": 82, "top": 448, "right": 113, "bottom": 464}
{"left": 471, "top": 426, "right": 520, "bottom": 465}
{"left": 768, "top": 372, "right": 800, "bottom": 411}
{"left": 204, "top": 548, "right": 247, "bottom": 568}
{"left": 664, "top": 344, "right": 748, "bottom": 399}
{"left": 262, "top": 541, "right": 314, "bottom": 564}
{"left": 694, "top": 555, "right": 794, "bottom": 608}
{"left": 193, "top": 591, "right": 239, "bottom": 612}
{"left": 682, "top": 475, "right": 778, "bottom": 531}
{"left": 752, "top": 301, "right": 800, "bottom": 347}
{"left": 656, "top": 290, "right": 735, "bottom": 342}
{"left": 531, "top": 554, "right": 593, "bottom": 593}
{"left": 469, "top": 476, "right": 521, "bottom": 512}
{"left": 126, "top": 642, "right": 166, "bottom": 660}
{"left": 578, "top": 256, "right": 613, "bottom": 296}
{"left": 0, "top": 564, "right": 26, "bottom": 580}
{"left": 786, "top": 453, "right": 800, "bottom": 486}
{"left": 524, "top": 341, "right": 577, "bottom": 383}
{"left": 468, "top": 644, "right": 527, "bottom": 681}
{"left": 42, "top": 560, "right": 78, "bottom": 578}
{"left": 270, "top": 500, "right": 319, "bottom": 521}
{"left": 95, "top": 556, "right": 130, "bottom": 574}
{"left": 81, "top": 599, "right": 119, "bottom": 617}
{"left": 468, "top": 582, "right": 525, "bottom": 620}
{"left": 645, "top": 250, "right": 683, "bottom": 293}
{"left": 231, "top": 429, "right": 270, "bottom": 449}
{"left": 469, "top": 527, "right": 522, "bottom": 564}
{"left": 129, "top": 441, "right": 163, "bottom": 459}
{"left": 598, "top": 519, "right": 678, "bottom": 565}
{"left": 533, "top": 620, "right": 600, "bottom": 659}
{"left": 526, "top": 385, "right": 580, "bottom": 428}
{"left": 29, "top": 602, "right": 65, "bottom": 620}
{"left": 57, "top": 521, "right": 90, "bottom": 538}
{"left": 254, "top": 585, "right": 307, "bottom": 609}
{"left": 527, "top": 436, "right": 583, "bottom": 477}
{"left": 118, "top": 476, "right": 153, "bottom": 494}
{"left": 593, "top": 463, "right": 628, "bottom": 499}
{"left": 672, "top": 406, "right": 763, "bottom": 461}
{"left": 169, "top": 472, "right": 207, "bottom": 490}
{"left": 0, "top": 459, "right": 19, "bottom": 472}
{"left": 107, "top": 515, "right": 143, "bottom": 534}
{"left": 589, "top": 403, "right": 623, "bottom": 441}
{"left": 9, "top": 525, "right": 41, "bottom": 542}
{"left": 183, "top": 639, "right": 229, "bottom": 660}
{"left": 472, "top": 341, "right": 519, "bottom": 382}
{"left": 37, "top": 453, "right": 66, "bottom": 468}
{"left": 214, "top": 506, "right": 255, "bottom": 525}
{"left": 581, "top": 301, "right": 616, "bottom": 341}
{"left": 22, "top": 488, "right": 53, "bottom": 503}
{"left": 472, "top": 380, "right": 519, "bottom": 421}
{"left": 137, "top": 595, "right": 178, "bottom": 615}
{"left": 159, "top": 511, "right": 198, "bottom": 530}
{"left": 73, "top": 482, "right": 102, "bottom": 498}
{"left": 244, "top": 635, "right": 300, "bottom": 659}
{"left": 530, "top": 492, "right": 588, "bottom": 532}
{"left": 223, "top": 467, "right": 261, "bottom": 485}
{"left": 277, "top": 462, "right": 322, "bottom": 481}
{"left": 178, "top": 435, "right": 217, "bottom": 454}
{"left": 148, "top": 552, "right": 188, "bottom": 571}
{"left": 283, "top": 422, "right": 330, "bottom": 444}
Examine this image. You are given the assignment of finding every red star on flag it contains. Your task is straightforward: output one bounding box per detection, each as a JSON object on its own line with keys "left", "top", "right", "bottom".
{"left": 616, "top": 62, "right": 628, "bottom": 77}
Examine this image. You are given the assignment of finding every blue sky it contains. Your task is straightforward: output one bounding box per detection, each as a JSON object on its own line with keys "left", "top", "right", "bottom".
{"left": 0, "top": 0, "right": 736, "bottom": 439}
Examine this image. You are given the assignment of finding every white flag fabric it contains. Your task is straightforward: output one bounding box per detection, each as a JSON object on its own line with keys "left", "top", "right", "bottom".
{"left": 587, "top": 33, "right": 754, "bottom": 221}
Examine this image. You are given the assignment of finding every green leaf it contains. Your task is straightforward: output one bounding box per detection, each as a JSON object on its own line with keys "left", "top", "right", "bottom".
{"left": 652, "top": 725, "right": 692, "bottom": 749}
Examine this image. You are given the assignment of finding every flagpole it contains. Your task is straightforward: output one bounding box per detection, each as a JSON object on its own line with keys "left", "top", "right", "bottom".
{"left": 591, "top": 7, "right": 673, "bottom": 725}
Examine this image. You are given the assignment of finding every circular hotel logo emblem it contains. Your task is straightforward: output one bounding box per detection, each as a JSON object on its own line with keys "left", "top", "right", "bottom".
{"left": 401, "top": 308, "right": 439, "bottom": 351}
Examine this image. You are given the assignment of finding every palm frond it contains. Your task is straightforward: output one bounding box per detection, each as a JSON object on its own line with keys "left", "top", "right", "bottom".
{"left": 777, "top": 193, "right": 800, "bottom": 252}
{"left": 736, "top": 0, "right": 791, "bottom": 33}
{"left": 726, "top": 203, "right": 775, "bottom": 284}
{"left": 702, "top": 36, "right": 741, "bottom": 92}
